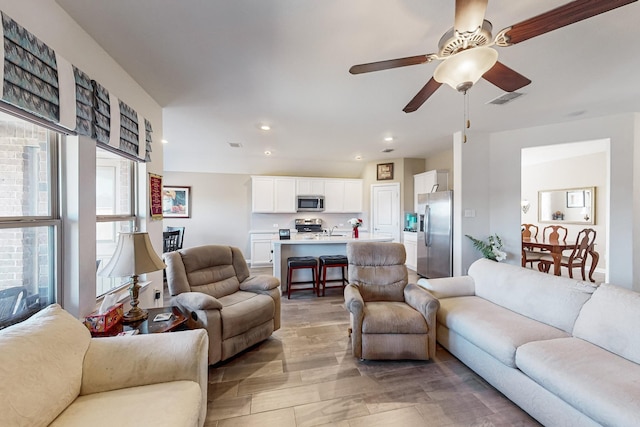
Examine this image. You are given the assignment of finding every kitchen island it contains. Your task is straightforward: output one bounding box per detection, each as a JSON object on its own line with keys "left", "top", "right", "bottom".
{"left": 272, "top": 232, "right": 394, "bottom": 292}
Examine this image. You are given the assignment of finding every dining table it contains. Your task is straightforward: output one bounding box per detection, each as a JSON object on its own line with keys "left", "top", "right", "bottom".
{"left": 522, "top": 237, "right": 599, "bottom": 282}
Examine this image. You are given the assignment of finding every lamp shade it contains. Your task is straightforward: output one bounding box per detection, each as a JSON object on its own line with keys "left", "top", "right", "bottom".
{"left": 99, "top": 232, "right": 166, "bottom": 278}
{"left": 434, "top": 47, "right": 498, "bottom": 92}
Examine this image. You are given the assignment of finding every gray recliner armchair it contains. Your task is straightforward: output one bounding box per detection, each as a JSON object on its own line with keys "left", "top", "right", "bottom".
{"left": 344, "top": 242, "right": 439, "bottom": 360}
{"left": 164, "top": 245, "right": 280, "bottom": 364}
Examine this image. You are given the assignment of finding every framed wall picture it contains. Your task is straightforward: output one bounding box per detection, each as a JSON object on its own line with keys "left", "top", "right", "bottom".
{"left": 163, "top": 186, "right": 191, "bottom": 218}
{"left": 377, "top": 162, "right": 394, "bottom": 181}
{"left": 566, "top": 190, "right": 585, "bottom": 208}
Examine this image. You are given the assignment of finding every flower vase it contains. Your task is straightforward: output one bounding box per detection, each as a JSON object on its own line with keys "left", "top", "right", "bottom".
{"left": 352, "top": 227, "right": 359, "bottom": 238}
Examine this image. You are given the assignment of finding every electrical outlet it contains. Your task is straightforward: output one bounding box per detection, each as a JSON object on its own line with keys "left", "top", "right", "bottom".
{"left": 273, "top": 223, "right": 279, "bottom": 228}
{"left": 154, "top": 289, "right": 161, "bottom": 300}
{"left": 339, "top": 223, "right": 344, "bottom": 227}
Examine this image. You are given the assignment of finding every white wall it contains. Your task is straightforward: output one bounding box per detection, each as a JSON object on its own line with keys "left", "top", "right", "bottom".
{"left": 0, "top": 1, "right": 164, "bottom": 316}
{"left": 483, "top": 113, "right": 639, "bottom": 290}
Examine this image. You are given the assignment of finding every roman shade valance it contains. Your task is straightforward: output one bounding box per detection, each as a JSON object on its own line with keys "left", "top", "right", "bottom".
{"left": 0, "top": 11, "right": 154, "bottom": 163}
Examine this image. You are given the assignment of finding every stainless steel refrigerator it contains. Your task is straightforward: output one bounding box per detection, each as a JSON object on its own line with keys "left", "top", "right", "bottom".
{"left": 417, "top": 190, "right": 453, "bottom": 278}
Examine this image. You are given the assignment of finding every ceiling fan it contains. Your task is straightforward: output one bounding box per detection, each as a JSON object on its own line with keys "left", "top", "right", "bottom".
{"left": 349, "top": 0, "right": 638, "bottom": 113}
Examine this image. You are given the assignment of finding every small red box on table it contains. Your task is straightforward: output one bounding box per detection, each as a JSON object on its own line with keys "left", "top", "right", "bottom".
{"left": 83, "top": 303, "right": 124, "bottom": 332}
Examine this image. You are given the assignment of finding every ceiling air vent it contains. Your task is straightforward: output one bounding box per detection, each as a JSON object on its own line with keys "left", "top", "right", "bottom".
{"left": 228, "top": 142, "right": 243, "bottom": 148}
{"left": 381, "top": 148, "right": 394, "bottom": 153}
{"left": 487, "top": 92, "right": 524, "bottom": 106}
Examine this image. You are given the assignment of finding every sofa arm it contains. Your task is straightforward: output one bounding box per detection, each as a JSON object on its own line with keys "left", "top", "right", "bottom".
{"left": 404, "top": 283, "right": 441, "bottom": 357}
{"left": 81, "top": 329, "right": 208, "bottom": 395}
{"left": 416, "top": 275, "right": 475, "bottom": 299}
{"left": 240, "top": 275, "right": 280, "bottom": 292}
{"left": 344, "top": 284, "right": 365, "bottom": 358}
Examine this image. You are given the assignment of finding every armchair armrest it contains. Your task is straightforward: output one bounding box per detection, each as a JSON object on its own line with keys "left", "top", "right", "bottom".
{"left": 81, "top": 329, "right": 208, "bottom": 396}
{"left": 344, "top": 284, "right": 365, "bottom": 358}
{"left": 173, "top": 291, "right": 222, "bottom": 311}
{"left": 404, "top": 283, "right": 440, "bottom": 356}
{"left": 240, "top": 275, "right": 280, "bottom": 292}
{"left": 416, "top": 276, "right": 475, "bottom": 299}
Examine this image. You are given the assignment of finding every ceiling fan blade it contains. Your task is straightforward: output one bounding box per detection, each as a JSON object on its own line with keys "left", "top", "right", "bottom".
{"left": 482, "top": 62, "right": 532, "bottom": 92}
{"left": 349, "top": 55, "right": 433, "bottom": 74}
{"left": 454, "top": 0, "right": 488, "bottom": 34}
{"left": 403, "top": 78, "right": 442, "bottom": 113}
{"left": 499, "top": 0, "right": 637, "bottom": 45}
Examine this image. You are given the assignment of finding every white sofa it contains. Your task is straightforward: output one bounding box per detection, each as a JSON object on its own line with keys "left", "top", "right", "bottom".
{"left": 418, "top": 258, "right": 640, "bottom": 427}
{"left": 0, "top": 304, "right": 209, "bottom": 427}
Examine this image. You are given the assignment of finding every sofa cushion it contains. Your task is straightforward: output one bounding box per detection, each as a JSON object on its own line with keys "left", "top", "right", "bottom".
{"left": 362, "top": 301, "right": 428, "bottom": 334}
{"left": 516, "top": 337, "right": 640, "bottom": 427}
{"left": 438, "top": 296, "right": 568, "bottom": 367}
{"left": 468, "top": 259, "right": 596, "bottom": 333}
{"left": 0, "top": 304, "right": 91, "bottom": 427}
{"left": 180, "top": 245, "right": 241, "bottom": 298}
{"left": 573, "top": 282, "right": 640, "bottom": 365}
{"left": 219, "top": 291, "right": 275, "bottom": 339}
{"left": 50, "top": 381, "right": 201, "bottom": 427}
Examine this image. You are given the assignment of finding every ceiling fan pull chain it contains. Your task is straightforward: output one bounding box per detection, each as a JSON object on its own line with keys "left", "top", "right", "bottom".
{"left": 462, "top": 90, "right": 470, "bottom": 143}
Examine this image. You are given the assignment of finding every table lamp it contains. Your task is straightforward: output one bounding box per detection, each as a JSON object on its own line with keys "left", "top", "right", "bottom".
{"left": 99, "top": 232, "right": 166, "bottom": 322}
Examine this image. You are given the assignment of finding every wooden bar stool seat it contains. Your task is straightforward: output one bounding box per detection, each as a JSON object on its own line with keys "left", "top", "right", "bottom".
{"left": 318, "top": 255, "right": 348, "bottom": 296}
{"left": 287, "top": 256, "right": 318, "bottom": 299}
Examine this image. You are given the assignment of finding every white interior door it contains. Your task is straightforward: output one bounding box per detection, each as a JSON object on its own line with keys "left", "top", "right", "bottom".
{"left": 371, "top": 183, "right": 400, "bottom": 242}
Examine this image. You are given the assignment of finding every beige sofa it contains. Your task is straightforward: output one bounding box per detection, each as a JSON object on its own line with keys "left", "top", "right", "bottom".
{"left": 164, "top": 245, "right": 280, "bottom": 365}
{"left": 419, "top": 258, "right": 640, "bottom": 426}
{"left": 0, "top": 304, "right": 209, "bottom": 427}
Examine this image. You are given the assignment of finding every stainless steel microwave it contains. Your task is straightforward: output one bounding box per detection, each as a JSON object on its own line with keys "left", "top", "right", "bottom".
{"left": 296, "top": 195, "right": 324, "bottom": 212}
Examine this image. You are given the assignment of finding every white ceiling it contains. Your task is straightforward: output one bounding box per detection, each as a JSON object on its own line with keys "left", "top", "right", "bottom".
{"left": 55, "top": 0, "right": 640, "bottom": 177}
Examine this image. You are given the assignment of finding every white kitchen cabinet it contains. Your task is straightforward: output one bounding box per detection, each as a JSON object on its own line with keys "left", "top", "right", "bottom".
{"left": 250, "top": 233, "right": 277, "bottom": 267}
{"left": 403, "top": 231, "right": 418, "bottom": 271}
{"left": 324, "top": 179, "right": 363, "bottom": 213}
{"left": 296, "top": 178, "right": 325, "bottom": 196}
{"left": 274, "top": 178, "right": 296, "bottom": 212}
{"left": 414, "top": 170, "right": 449, "bottom": 211}
{"left": 251, "top": 176, "right": 296, "bottom": 213}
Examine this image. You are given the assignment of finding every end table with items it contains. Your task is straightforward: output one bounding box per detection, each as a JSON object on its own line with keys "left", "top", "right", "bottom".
{"left": 90, "top": 306, "right": 188, "bottom": 337}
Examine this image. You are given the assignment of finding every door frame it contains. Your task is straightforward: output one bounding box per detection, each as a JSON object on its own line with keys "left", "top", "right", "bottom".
{"left": 370, "top": 182, "right": 401, "bottom": 242}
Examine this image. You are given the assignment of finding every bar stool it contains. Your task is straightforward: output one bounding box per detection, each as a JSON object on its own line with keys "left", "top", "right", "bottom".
{"left": 318, "top": 255, "right": 348, "bottom": 296}
{"left": 287, "top": 256, "right": 319, "bottom": 299}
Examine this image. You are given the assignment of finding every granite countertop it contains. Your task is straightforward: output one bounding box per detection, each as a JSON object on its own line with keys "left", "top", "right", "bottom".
{"left": 272, "top": 232, "right": 392, "bottom": 245}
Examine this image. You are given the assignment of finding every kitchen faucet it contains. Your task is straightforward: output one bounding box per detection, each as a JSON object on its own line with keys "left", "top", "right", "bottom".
{"left": 329, "top": 225, "right": 338, "bottom": 237}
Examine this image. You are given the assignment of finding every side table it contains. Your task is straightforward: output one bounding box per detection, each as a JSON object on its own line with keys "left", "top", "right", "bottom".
{"left": 91, "top": 306, "right": 188, "bottom": 337}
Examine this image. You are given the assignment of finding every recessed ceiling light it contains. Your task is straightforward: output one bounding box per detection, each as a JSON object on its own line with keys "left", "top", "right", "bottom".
{"left": 384, "top": 136, "right": 394, "bottom": 142}
{"left": 260, "top": 124, "right": 271, "bottom": 131}
{"left": 264, "top": 150, "right": 272, "bottom": 156}
{"left": 161, "top": 139, "right": 168, "bottom": 144}
{"left": 355, "top": 155, "right": 362, "bottom": 161}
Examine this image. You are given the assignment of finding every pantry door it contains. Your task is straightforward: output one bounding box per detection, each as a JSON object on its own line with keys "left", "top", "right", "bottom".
{"left": 371, "top": 183, "right": 400, "bottom": 242}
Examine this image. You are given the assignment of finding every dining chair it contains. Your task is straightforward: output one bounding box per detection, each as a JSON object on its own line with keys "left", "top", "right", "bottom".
{"left": 166, "top": 226, "right": 185, "bottom": 250}
{"left": 538, "top": 228, "right": 597, "bottom": 281}
{"left": 521, "top": 224, "right": 538, "bottom": 239}
{"left": 163, "top": 230, "right": 181, "bottom": 253}
{"left": 521, "top": 224, "right": 543, "bottom": 268}
{"left": 542, "top": 225, "right": 568, "bottom": 242}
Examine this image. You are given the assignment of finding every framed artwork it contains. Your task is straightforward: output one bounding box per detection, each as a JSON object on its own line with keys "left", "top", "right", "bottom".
{"left": 566, "top": 190, "right": 585, "bottom": 208}
{"left": 163, "top": 186, "right": 191, "bottom": 218}
{"left": 148, "top": 173, "right": 163, "bottom": 221}
{"left": 377, "top": 162, "right": 394, "bottom": 181}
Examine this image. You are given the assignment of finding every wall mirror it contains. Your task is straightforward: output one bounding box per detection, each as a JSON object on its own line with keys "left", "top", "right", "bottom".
{"left": 538, "top": 187, "right": 595, "bottom": 225}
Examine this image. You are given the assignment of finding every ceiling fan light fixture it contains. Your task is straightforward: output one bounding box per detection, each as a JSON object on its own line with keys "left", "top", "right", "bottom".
{"left": 433, "top": 47, "right": 498, "bottom": 92}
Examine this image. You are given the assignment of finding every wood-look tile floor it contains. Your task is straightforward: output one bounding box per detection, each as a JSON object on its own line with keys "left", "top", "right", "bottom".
{"left": 201, "top": 268, "right": 542, "bottom": 427}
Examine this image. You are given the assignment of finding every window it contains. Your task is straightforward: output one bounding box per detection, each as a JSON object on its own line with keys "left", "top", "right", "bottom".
{"left": 96, "top": 147, "right": 136, "bottom": 296}
{"left": 0, "top": 112, "right": 59, "bottom": 329}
